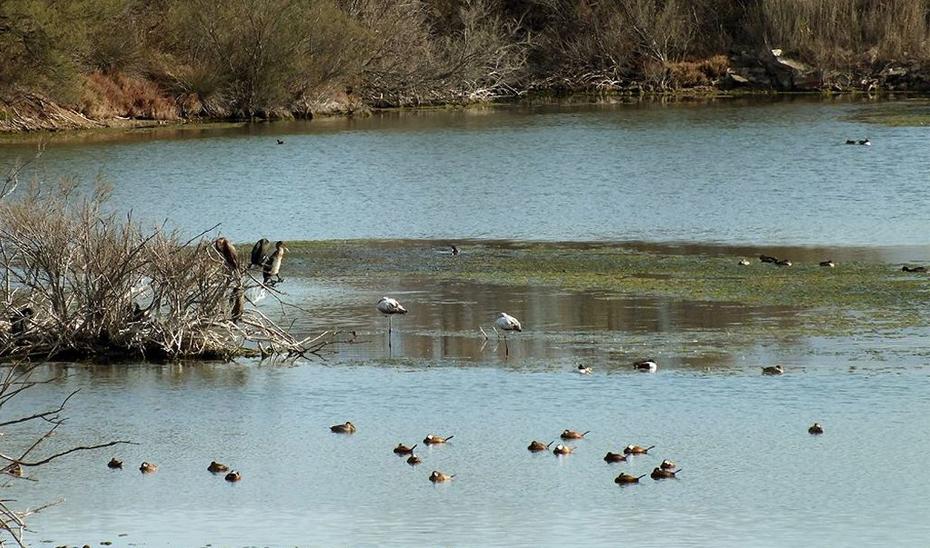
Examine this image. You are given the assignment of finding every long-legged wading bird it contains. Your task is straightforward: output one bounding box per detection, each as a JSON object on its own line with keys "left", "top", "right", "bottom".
{"left": 214, "top": 238, "right": 240, "bottom": 272}
{"left": 377, "top": 297, "right": 407, "bottom": 337}
{"left": 262, "top": 241, "right": 287, "bottom": 286}
{"left": 250, "top": 238, "right": 271, "bottom": 268}
{"left": 495, "top": 312, "right": 521, "bottom": 356}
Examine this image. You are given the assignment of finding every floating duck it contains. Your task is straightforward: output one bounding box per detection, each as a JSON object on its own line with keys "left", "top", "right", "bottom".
{"left": 208, "top": 461, "right": 229, "bottom": 473}
{"left": 429, "top": 470, "right": 454, "bottom": 483}
{"left": 407, "top": 454, "right": 422, "bottom": 466}
{"left": 623, "top": 444, "right": 655, "bottom": 455}
{"left": 330, "top": 422, "right": 357, "bottom": 434}
{"left": 552, "top": 444, "right": 574, "bottom": 455}
{"left": 819, "top": 260, "right": 835, "bottom": 268}
{"left": 107, "top": 458, "right": 123, "bottom": 469}
{"left": 225, "top": 471, "right": 241, "bottom": 482}
{"left": 560, "top": 429, "right": 590, "bottom": 440}
{"left": 139, "top": 462, "right": 158, "bottom": 474}
{"left": 5, "top": 463, "right": 23, "bottom": 477}
{"left": 660, "top": 459, "right": 677, "bottom": 470}
{"left": 276, "top": 139, "right": 285, "bottom": 145}
{"left": 759, "top": 255, "right": 778, "bottom": 263}
{"left": 577, "top": 364, "right": 592, "bottom": 375}
{"left": 859, "top": 138, "right": 871, "bottom": 146}
{"left": 423, "top": 434, "right": 453, "bottom": 445}
{"left": 603, "top": 452, "right": 628, "bottom": 463}
{"left": 393, "top": 443, "right": 417, "bottom": 455}
{"left": 633, "top": 360, "right": 657, "bottom": 372}
{"left": 902, "top": 266, "right": 927, "bottom": 273}
{"left": 615, "top": 472, "right": 645, "bottom": 484}
{"left": 450, "top": 245, "right": 460, "bottom": 256}
{"left": 808, "top": 422, "right": 824, "bottom": 435}
{"left": 775, "top": 259, "right": 792, "bottom": 267}
{"left": 527, "top": 440, "right": 553, "bottom": 452}
{"left": 651, "top": 467, "right": 681, "bottom": 480}
{"left": 761, "top": 365, "right": 784, "bottom": 375}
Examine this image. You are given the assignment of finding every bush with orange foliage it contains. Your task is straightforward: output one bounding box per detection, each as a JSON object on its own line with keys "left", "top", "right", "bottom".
{"left": 79, "top": 72, "right": 180, "bottom": 121}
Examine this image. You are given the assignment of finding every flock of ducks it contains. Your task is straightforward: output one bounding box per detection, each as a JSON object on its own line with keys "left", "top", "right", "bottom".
{"left": 107, "top": 457, "right": 242, "bottom": 482}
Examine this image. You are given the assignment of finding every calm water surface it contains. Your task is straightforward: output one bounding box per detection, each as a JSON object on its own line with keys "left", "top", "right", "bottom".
{"left": 1, "top": 98, "right": 929, "bottom": 247}
{"left": 3, "top": 99, "right": 930, "bottom": 546}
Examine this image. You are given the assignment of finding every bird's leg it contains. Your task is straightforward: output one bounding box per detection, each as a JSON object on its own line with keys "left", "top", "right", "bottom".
{"left": 504, "top": 334, "right": 509, "bottom": 357}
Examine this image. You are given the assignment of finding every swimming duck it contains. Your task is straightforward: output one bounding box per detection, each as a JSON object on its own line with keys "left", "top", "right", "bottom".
{"left": 808, "top": 422, "right": 824, "bottom": 435}
{"left": 107, "top": 458, "right": 123, "bottom": 469}
{"left": 330, "top": 421, "right": 357, "bottom": 434}
{"left": 560, "top": 429, "right": 590, "bottom": 440}
{"left": 407, "top": 454, "right": 422, "bottom": 466}
{"left": 552, "top": 444, "right": 575, "bottom": 455}
{"left": 615, "top": 473, "right": 645, "bottom": 484}
{"left": 775, "top": 259, "right": 792, "bottom": 267}
{"left": 450, "top": 245, "right": 460, "bottom": 256}
{"left": 660, "top": 459, "right": 677, "bottom": 470}
{"left": 527, "top": 440, "right": 554, "bottom": 452}
{"left": 139, "top": 462, "right": 158, "bottom": 474}
{"left": 423, "top": 434, "right": 453, "bottom": 445}
{"left": 759, "top": 255, "right": 778, "bottom": 263}
{"left": 208, "top": 461, "right": 229, "bottom": 473}
{"left": 738, "top": 259, "right": 751, "bottom": 266}
{"left": 651, "top": 467, "right": 681, "bottom": 480}
{"left": 603, "top": 452, "right": 628, "bottom": 463}
{"left": 577, "top": 364, "right": 592, "bottom": 375}
{"left": 859, "top": 138, "right": 871, "bottom": 146}
{"left": 761, "top": 365, "right": 784, "bottom": 375}
{"left": 429, "top": 470, "right": 454, "bottom": 483}
{"left": 225, "top": 471, "right": 241, "bottom": 482}
{"left": 623, "top": 444, "right": 655, "bottom": 455}
{"left": 845, "top": 139, "right": 857, "bottom": 145}
{"left": 276, "top": 139, "right": 285, "bottom": 145}
{"left": 902, "top": 265, "right": 927, "bottom": 273}
{"left": 5, "top": 463, "right": 23, "bottom": 477}
{"left": 819, "top": 260, "right": 835, "bottom": 268}
{"left": 393, "top": 443, "right": 417, "bottom": 455}
{"left": 633, "top": 360, "right": 657, "bottom": 372}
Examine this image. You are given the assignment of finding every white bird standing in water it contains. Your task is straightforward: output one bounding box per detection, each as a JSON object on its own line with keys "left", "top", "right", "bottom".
{"left": 377, "top": 297, "right": 407, "bottom": 337}
{"left": 495, "top": 312, "right": 522, "bottom": 356}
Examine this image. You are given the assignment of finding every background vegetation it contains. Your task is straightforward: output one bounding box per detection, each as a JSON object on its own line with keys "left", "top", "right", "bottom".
{"left": 4, "top": 0, "right": 930, "bottom": 122}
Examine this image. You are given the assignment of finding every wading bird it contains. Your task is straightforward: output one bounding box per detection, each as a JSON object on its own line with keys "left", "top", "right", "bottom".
{"left": 250, "top": 238, "right": 271, "bottom": 268}
{"left": 214, "top": 238, "right": 240, "bottom": 272}
{"left": 495, "top": 312, "right": 522, "bottom": 355}
{"left": 377, "top": 297, "right": 407, "bottom": 337}
{"left": 262, "top": 241, "right": 287, "bottom": 286}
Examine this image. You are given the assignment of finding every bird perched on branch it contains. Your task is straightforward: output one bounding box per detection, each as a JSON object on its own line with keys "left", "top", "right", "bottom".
{"left": 214, "top": 238, "right": 240, "bottom": 272}
{"left": 262, "top": 241, "right": 287, "bottom": 286}
{"left": 250, "top": 238, "right": 271, "bottom": 268}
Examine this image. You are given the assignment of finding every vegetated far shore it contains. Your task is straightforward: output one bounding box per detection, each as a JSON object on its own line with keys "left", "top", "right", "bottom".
{"left": 7, "top": 0, "right": 930, "bottom": 132}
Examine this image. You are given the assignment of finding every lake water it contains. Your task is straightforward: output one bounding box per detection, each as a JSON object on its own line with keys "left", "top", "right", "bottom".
{"left": 1, "top": 97, "right": 929, "bottom": 248}
{"left": 3, "top": 98, "right": 930, "bottom": 546}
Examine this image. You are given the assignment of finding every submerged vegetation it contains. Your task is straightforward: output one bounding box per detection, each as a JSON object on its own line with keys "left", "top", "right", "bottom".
{"left": 7, "top": 1, "right": 930, "bottom": 129}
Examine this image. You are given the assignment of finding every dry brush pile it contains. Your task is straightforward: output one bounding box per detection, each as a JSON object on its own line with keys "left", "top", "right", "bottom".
{"left": 0, "top": 162, "right": 338, "bottom": 362}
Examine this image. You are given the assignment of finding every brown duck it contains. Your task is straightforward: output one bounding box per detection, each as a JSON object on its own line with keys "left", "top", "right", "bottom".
{"left": 603, "top": 452, "right": 628, "bottom": 463}
{"left": 527, "top": 440, "right": 554, "bottom": 452}
{"left": 651, "top": 467, "right": 681, "bottom": 480}
{"left": 623, "top": 444, "right": 655, "bottom": 455}
{"left": 560, "top": 429, "right": 590, "bottom": 440}
{"left": 139, "top": 462, "right": 158, "bottom": 474}
{"left": 407, "top": 454, "right": 422, "bottom": 466}
{"left": 330, "top": 422, "right": 357, "bottom": 434}
{"left": 225, "top": 471, "right": 241, "bottom": 482}
{"left": 393, "top": 443, "right": 417, "bottom": 455}
{"left": 429, "top": 470, "right": 454, "bottom": 483}
{"left": 423, "top": 434, "right": 453, "bottom": 445}
{"left": 208, "top": 461, "right": 229, "bottom": 473}
{"left": 660, "top": 459, "right": 676, "bottom": 470}
{"left": 615, "top": 473, "right": 646, "bottom": 484}
{"left": 808, "top": 423, "right": 824, "bottom": 435}
{"left": 107, "top": 458, "right": 123, "bottom": 469}
{"left": 761, "top": 365, "right": 784, "bottom": 375}
{"left": 552, "top": 444, "right": 575, "bottom": 455}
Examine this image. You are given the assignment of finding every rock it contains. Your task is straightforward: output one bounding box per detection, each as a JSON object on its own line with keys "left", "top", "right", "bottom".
{"left": 761, "top": 49, "right": 823, "bottom": 91}
{"left": 721, "top": 70, "right": 750, "bottom": 89}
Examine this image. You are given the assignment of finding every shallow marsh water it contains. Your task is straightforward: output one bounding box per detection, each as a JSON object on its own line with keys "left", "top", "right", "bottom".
{"left": 2, "top": 98, "right": 930, "bottom": 546}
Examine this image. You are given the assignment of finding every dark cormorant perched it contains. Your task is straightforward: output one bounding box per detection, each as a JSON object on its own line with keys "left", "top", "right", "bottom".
{"left": 250, "top": 238, "right": 271, "bottom": 268}
{"left": 230, "top": 287, "right": 245, "bottom": 321}
{"left": 213, "top": 238, "right": 240, "bottom": 272}
{"left": 262, "top": 241, "right": 287, "bottom": 285}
